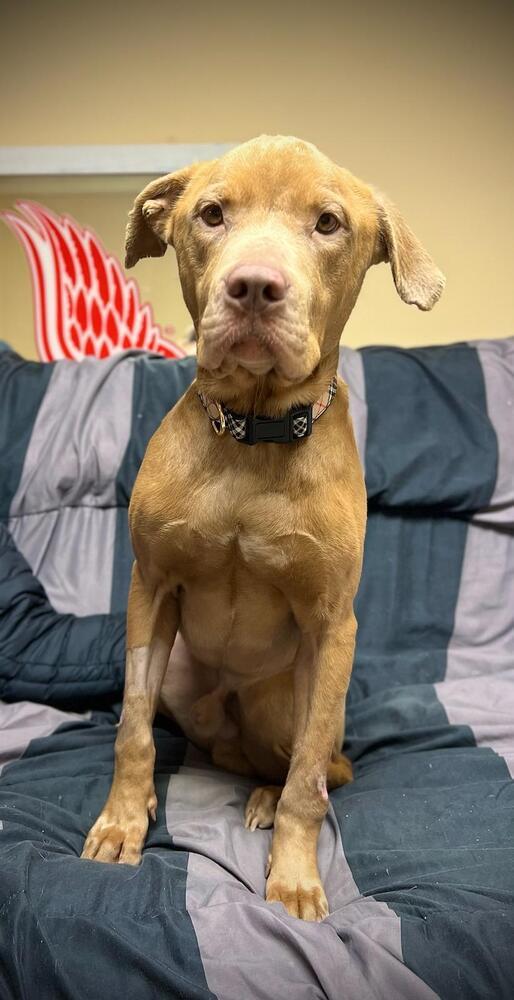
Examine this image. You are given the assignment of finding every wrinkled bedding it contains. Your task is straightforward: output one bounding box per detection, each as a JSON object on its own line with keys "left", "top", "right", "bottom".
{"left": 1, "top": 339, "right": 513, "bottom": 999}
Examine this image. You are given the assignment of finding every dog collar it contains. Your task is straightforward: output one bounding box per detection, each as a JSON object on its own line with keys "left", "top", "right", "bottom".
{"left": 198, "top": 376, "right": 337, "bottom": 445}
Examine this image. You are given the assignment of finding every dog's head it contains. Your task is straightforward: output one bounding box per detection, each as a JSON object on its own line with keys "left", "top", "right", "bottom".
{"left": 126, "top": 136, "right": 444, "bottom": 386}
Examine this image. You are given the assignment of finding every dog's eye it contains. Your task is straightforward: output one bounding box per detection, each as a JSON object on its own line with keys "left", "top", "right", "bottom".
{"left": 315, "top": 212, "right": 340, "bottom": 235}
{"left": 200, "top": 203, "right": 224, "bottom": 227}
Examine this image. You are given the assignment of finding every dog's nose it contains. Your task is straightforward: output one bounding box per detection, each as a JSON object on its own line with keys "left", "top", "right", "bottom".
{"left": 224, "top": 265, "right": 287, "bottom": 312}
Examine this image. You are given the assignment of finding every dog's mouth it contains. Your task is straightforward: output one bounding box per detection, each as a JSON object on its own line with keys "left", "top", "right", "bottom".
{"left": 198, "top": 312, "right": 280, "bottom": 374}
{"left": 229, "top": 333, "right": 275, "bottom": 373}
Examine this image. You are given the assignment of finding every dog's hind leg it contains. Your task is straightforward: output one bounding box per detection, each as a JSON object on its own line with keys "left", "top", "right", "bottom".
{"left": 327, "top": 750, "right": 353, "bottom": 788}
{"left": 244, "top": 752, "right": 352, "bottom": 834}
{"left": 211, "top": 732, "right": 257, "bottom": 777}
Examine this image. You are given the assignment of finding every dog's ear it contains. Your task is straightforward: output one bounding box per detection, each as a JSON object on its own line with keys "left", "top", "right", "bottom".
{"left": 372, "top": 191, "right": 445, "bottom": 310}
{"left": 125, "top": 166, "right": 197, "bottom": 269}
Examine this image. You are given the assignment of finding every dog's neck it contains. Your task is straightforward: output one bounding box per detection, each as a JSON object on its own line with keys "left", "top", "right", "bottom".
{"left": 195, "top": 346, "right": 340, "bottom": 419}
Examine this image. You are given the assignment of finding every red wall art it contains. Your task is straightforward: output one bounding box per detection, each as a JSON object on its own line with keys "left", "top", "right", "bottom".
{"left": 1, "top": 201, "right": 186, "bottom": 362}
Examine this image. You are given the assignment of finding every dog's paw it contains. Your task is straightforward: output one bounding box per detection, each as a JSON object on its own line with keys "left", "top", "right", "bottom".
{"left": 244, "top": 786, "right": 282, "bottom": 831}
{"left": 266, "top": 869, "right": 329, "bottom": 922}
{"left": 81, "top": 793, "right": 156, "bottom": 865}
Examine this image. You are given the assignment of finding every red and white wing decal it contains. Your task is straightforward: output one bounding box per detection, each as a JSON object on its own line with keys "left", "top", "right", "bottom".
{"left": 0, "top": 200, "right": 186, "bottom": 362}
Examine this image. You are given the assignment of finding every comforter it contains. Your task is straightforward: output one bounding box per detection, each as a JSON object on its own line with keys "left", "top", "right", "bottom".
{"left": 0, "top": 339, "right": 513, "bottom": 999}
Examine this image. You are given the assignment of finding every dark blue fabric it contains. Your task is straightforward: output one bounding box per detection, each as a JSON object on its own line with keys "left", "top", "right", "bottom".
{"left": 110, "top": 354, "right": 197, "bottom": 612}
{"left": 332, "top": 343, "right": 514, "bottom": 997}
{"left": 352, "top": 511, "right": 469, "bottom": 696}
{"left": 0, "top": 523, "right": 125, "bottom": 708}
{"left": 332, "top": 746, "right": 514, "bottom": 999}
{"left": 0, "top": 716, "right": 215, "bottom": 1000}
{"left": 1, "top": 342, "right": 514, "bottom": 998}
{"left": 361, "top": 343, "right": 498, "bottom": 511}
{"left": 115, "top": 354, "right": 197, "bottom": 505}
{"left": 0, "top": 348, "right": 54, "bottom": 517}
{"left": 340, "top": 507, "right": 514, "bottom": 998}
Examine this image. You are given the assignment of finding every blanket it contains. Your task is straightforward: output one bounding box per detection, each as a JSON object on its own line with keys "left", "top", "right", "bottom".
{"left": 1, "top": 339, "right": 513, "bottom": 999}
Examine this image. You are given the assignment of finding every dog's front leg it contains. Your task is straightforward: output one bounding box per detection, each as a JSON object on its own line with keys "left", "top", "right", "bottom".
{"left": 81, "top": 562, "right": 178, "bottom": 865}
{"left": 266, "top": 611, "right": 356, "bottom": 921}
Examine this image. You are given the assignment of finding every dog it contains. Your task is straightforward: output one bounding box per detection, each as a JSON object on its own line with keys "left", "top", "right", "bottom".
{"left": 82, "top": 135, "right": 444, "bottom": 920}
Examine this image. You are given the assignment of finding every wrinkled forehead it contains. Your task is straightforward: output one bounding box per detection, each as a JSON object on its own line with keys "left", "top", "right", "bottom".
{"left": 185, "top": 138, "right": 373, "bottom": 217}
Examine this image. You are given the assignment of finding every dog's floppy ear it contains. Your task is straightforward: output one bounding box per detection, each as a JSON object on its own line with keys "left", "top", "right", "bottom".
{"left": 372, "top": 191, "right": 445, "bottom": 310}
{"left": 125, "top": 166, "right": 197, "bottom": 268}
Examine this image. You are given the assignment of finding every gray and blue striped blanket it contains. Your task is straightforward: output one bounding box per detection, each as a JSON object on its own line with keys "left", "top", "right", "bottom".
{"left": 1, "top": 339, "right": 513, "bottom": 999}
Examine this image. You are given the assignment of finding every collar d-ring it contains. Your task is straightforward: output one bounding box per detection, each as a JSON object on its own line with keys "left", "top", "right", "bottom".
{"left": 212, "top": 401, "right": 226, "bottom": 435}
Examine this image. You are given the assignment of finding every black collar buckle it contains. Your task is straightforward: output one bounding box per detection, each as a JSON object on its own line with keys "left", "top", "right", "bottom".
{"left": 243, "top": 404, "right": 313, "bottom": 445}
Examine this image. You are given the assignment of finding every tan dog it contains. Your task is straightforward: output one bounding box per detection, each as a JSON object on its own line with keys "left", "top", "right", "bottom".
{"left": 82, "top": 136, "right": 444, "bottom": 920}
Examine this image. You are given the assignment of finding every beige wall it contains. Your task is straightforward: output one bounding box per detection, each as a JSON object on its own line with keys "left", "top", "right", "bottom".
{"left": 1, "top": 0, "right": 513, "bottom": 360}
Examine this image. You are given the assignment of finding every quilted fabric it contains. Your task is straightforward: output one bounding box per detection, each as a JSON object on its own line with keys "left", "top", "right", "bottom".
{"left": 1, "top": 339, "right": 513, "bottom": 999}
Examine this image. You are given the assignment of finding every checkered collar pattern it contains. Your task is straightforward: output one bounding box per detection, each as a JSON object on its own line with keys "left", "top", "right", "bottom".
{"left": 198, "top": 376, "right": 338, "bottom": 445}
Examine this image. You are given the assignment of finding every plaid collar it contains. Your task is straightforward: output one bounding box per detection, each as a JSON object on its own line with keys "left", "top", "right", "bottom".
{"left": 198, "top": 376, "right": 337, "bottom": 445}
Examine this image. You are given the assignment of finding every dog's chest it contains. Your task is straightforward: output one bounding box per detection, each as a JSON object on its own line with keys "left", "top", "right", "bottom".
{"left": 164, "top": 489, "right": 298, "bottom": 580}
{"left": 151, "top": 486, "right": 309, "bottom": 674}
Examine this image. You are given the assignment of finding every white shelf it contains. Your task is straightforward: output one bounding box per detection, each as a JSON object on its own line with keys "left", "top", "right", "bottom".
{"left": 0, "top": 144, "right": 235, "bottom": 176}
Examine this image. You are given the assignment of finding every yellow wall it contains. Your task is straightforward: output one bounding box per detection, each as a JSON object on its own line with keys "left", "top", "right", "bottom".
{"left": 1, "top": 0, "right": 513, "bottom": 359}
